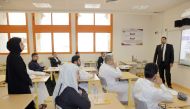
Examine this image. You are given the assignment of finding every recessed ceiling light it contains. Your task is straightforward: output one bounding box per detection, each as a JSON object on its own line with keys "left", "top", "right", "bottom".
{"left": 85, "top": 3, "right": 101, "bottom": 9}
{"left": 33, "top": 3, "right": 52, "bottom": 8}
{"left": 132, "top": 5, "right": 149, "bottom": 10}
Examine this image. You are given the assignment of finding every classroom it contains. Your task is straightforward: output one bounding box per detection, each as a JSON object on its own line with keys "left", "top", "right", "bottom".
{"left": 0, "top": 0, "right": 190, "bottom": 109}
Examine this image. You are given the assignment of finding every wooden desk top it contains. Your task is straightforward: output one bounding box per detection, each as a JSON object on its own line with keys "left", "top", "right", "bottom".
{"left": 82, "top": 67, "right": 97, "bottom": 72}
{"left": 32, "top": 75, "right": 50, "bottom": 83}
{"left": 163, "top": 96, "right": 190, "bottom": 108}
{"left": 43, "top": 67, "right": 60, "bottom": 72}
{"left": 0, "top": 75, "right": 5, "bottom": 83}
{"left": 120, "top": 72, "right": 139, "bottom": 80}
{"left": 79, "top": 75, "right": 100, "bottom": 82}
{"left": 0, "top": 94, "right": 36, "bottom": 109}
{"left": 89, "top": 93, "right": 125, "bottom": 109}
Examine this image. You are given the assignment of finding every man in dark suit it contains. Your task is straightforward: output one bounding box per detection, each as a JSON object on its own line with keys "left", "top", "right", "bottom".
{"left": 49, "top": 53, "right": 61, "bottom": 67}
{"left": 97, "top": 52, "right": 106, "bottom": 70}
{"left": 153, "top": 36, "right": 174, "bottom": 88}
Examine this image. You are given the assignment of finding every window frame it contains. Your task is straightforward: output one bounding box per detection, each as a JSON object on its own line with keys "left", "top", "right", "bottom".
{"left": 76, "top": 13, "right": 113, "bottom": 54}
{"left": 0, "top": 12, "right": 30, "bottom": 55}
{"left": 32, "top": 13, "right": 72, "bottom": 54}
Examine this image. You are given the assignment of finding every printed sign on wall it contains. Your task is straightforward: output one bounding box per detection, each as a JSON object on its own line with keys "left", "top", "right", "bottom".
{"left": 121, "top": 28, "right": 143, "bottom": 46}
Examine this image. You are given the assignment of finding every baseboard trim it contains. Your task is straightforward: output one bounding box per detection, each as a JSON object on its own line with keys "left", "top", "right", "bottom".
{"left": 172, "top": 82, "right": 190, "bottom": 92}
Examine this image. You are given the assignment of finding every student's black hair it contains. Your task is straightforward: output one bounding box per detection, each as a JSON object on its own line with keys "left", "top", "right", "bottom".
{"left": 31, "top": 53, "right": 38, "bottom": 58}
{"left": 161, "top": 36, "right": 167, "bottom": 39}
{"left": 75, "top": 52, "right": 79, "bottom": 55}
{"left": 71, "top": 55, "right": 80, "bottom": 63}
{"left": 144, "top": 63, "right": 158, "bottom": 79}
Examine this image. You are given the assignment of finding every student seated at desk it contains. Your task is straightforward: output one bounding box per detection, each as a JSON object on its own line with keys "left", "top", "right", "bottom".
{"left": 27, "top": 69, "right": 49, "bottom": 109}
{"left": 71, "top": 55, "right": 92, "bottom": 92}
{"left": 6, "top": 37, "right": 35, "bottom": 109}
{"left": 97, "top": 52, "right": 106, "bottom": 70}
{"left": 133, "top": 63, "right": 173, "bottom": 109}
{"left": 53, "top": 63, "right": 91, "bottom": 109}
{"left": 99, "top": 55, "right": 128, "bottom": 103}
{"left": 28, "top": 53, "right": 56, "bottom": 96}
{"left": 29, "top": 53, "right": 45, "bottom": 72}
{"left": 49, "top": 52, "right": 61, "bottom": 67}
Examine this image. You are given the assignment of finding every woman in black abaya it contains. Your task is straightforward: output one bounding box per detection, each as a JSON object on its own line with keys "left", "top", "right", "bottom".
{"left": 6, "top": 37, "right": 35, "bottom": 109}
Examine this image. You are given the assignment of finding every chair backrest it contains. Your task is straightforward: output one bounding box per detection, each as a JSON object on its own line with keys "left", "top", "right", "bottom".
{"left": 99, "top": 76, "right": 108, "bottom": 88}
{"left": 134, "top": 97, "right": 148, "bottom": 109}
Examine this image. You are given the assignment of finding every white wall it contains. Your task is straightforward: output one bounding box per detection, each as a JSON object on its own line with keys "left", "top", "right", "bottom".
{"left": 151, "top": 1, "right": 190, "bottom": 88}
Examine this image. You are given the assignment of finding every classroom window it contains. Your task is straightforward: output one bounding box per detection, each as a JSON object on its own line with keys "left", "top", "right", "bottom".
{"left": 54, "top": 33, "right": 70, "bottom": 52}
{"left": 0, "top": 12, "right": 29, "bottom": 54}
{"left": 35, "top": 33, "right": 52, "bottom": 52}
{"left": 8, "top": 12, "right": 26, "bottom": 25}
{"left": 78, "top": 33, "right": 94, "bottom": 52}
{"left": 0, "top": 33, "right": 9, "bottom": 53}
{"left": 95, "top": 33, "right": 111, "bottom": 52}
{"left": 76, "top": 13, "right": 112, "bottom": 53}
{"left": 0, "top": 12, "right": 7, "bottom": 25}
{"left": 95, "top": 13, "right": 111, "bottom": 25}
{"left": 33, "top": 13, "right": 71, "bottom": 53}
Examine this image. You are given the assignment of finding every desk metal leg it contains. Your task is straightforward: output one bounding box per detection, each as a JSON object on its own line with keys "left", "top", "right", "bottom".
{"left": 34, "top": 83, "right": 39, "bottom": 109}
{"left": 128, "top": 79, "right": 132, "bottom": 106}
{"left": 50, "top": 72, "right": 53, "bottom": 81}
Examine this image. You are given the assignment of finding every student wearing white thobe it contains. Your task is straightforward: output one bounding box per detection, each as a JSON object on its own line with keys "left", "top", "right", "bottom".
{"left": 27, "top": 69, "right": 49, "bottom": 106}
{"left": 133, "top": 63, "right": 173, "bottom": 109}
{"left": 99, "top": 55, "right": 128, "bottom": 103}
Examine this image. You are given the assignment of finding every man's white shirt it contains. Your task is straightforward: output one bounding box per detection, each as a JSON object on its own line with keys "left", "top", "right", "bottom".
{"left": 133, "top": 78, "right": 173, "bottom": 109}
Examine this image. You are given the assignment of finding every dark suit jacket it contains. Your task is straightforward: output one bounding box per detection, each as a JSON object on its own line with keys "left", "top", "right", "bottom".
{"left": 49, "top": 57, "right": 61, "bottom": 67}
{"left": 6, "top": 52, "right": 32, "bottom": 94}
{"left": 28, "top": 60, "right": 44, "bottom": 72}
{"left": 153, "top": 44, "right": 174, "bottom": 65}
{"left": 97, "top": 57, "right": 104, "bottom": 70}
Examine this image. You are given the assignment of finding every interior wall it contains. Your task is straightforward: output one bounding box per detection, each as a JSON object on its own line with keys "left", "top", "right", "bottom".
{"left": 151, "top": 1, "right": 190, "bottom": 88}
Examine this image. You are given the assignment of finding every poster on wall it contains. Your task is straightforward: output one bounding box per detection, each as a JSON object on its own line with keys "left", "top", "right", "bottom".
{"left": 121, "top": 28, "right": 143, "bottom": 46}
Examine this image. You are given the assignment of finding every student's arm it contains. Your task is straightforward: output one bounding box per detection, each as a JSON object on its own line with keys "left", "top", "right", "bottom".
{"left": 153, "top": 45, "right": 158, "bottom": 63}
{"left": 110, "top": 67, "right": 122, "bottom": 78}
{"left": 152, "top": 84, "right": 173, "bottom": 102}
{"left": 68, "top": 88, "right": 91, "bottom": 109}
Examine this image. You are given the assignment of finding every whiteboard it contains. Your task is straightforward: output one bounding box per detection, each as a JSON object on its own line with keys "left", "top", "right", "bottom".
{"left": 167, "top": 30, "right": 182, "bottom": 63}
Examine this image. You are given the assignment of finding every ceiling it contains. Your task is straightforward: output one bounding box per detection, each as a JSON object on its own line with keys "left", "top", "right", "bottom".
{"left": 0, "top": 0, "right": 189, "bottom": 14}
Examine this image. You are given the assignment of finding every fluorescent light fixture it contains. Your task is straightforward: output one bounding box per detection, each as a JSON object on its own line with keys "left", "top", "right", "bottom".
{"left": 33, "top": 3, "right": 52, "bottom": 8}
{"left": 132, "top": 5, "right": 149, "bottom": 10}
{"left": 85, "top": 3, "right": 101, "bottom": 9}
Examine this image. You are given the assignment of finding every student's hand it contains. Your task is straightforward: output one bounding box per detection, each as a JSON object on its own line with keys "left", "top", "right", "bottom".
{"left": 154, "top": 75, "right": 162, "bottom": 85}
{"left": 170, "top": 63, "right": 173, "bottom": 68}
{"left": 79, "top": 89, "right": 83, "bottom": 95}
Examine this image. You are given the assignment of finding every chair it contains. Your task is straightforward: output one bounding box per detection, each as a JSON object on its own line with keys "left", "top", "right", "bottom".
{"left": 88, "top": 79, "right": 103, "bottom": 94}
{"left": 134, "top": 97, "right": 148, "bottom": 109}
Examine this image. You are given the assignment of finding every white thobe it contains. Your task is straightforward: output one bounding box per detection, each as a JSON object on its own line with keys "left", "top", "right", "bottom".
{"left": 133, "top": 78, "right": 173, "bottom": 109}
{"left": 99, "top": 63, "right": 128, "bottom": 102}
{"left": 27, "top": 69, "right": 49, "bottom": 104}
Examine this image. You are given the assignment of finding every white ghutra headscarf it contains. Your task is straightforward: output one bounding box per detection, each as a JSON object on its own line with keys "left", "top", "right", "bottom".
{"left": 53, "top": 63, "right": 79, "bottom": 101}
